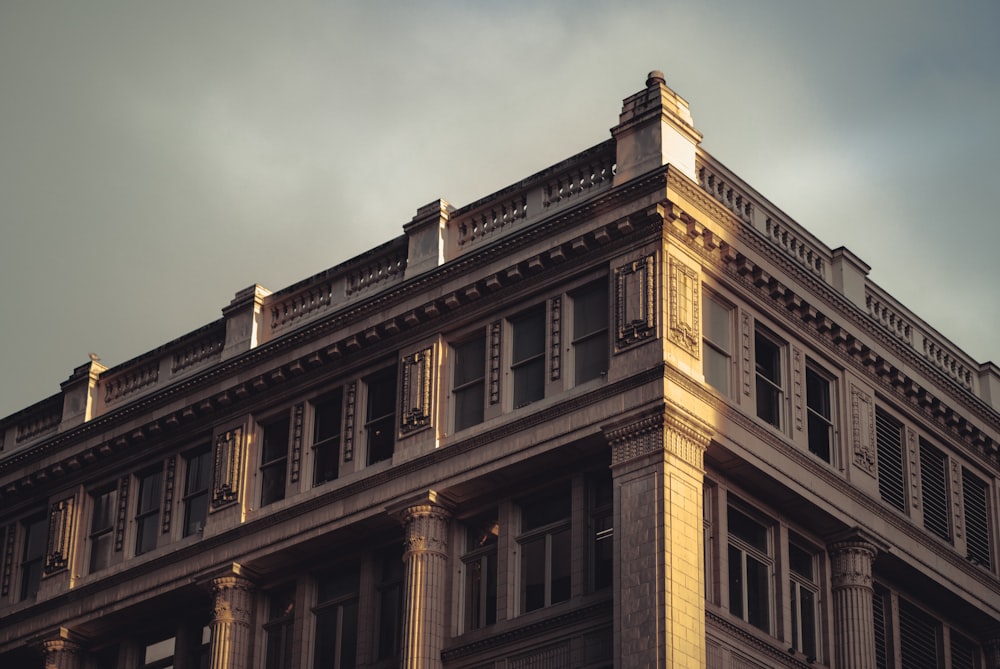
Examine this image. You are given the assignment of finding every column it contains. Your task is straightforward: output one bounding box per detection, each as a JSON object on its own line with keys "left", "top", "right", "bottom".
{"left": 40, "top": 629, "right": 85, "bottom": 669}
{"left": 393, "top": 490, "right": 452, "bottom": 669}
{"left": 605, "top": 404, "right": 711, "bottom": 669}
{"left": 828, "top": 534, "right": 879, "bottom": 669}
{"left": 209, "top": 565, "right": 256, "bottom": 669}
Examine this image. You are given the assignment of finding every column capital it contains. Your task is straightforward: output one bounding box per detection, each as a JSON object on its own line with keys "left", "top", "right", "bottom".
{"left": 38, "top": 627, "right": 86, "bottom": 654}
{"left": 387, "top": 489, "right": 454, "bottom": 524}
{"left": 827, "top": 531, "right": 882, "bottom": 591}
{"left": 603, "top": 402, "right": 712, "bottom": 467}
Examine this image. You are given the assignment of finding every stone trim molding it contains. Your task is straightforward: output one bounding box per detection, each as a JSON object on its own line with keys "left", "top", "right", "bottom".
{"left": 603, "top": 403, "right": 712, "bottom": 468}
{"left": 614, "top": 254, "right": 657, "bottom": 351}
{"left": 851, "top": 384, "right": 877, "bottom": 476}
{"left": 211, "top": 428, "right": 244, "bottom": 509}
{"left": 290, "top": 403, "right": 304, "bottom": 484}
{"left": 45, "top": 496, "right": 75, "bottom": 575}
{"left": 400, "top": 347, "right": 435, "bottom": 435}
{"left": 667, "top": 254, "right": 700, "bottom": 356}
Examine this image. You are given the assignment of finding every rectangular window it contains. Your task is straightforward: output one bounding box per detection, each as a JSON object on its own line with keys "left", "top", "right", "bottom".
{"left": 754, "top": 326, "right": 784, "bottom": 429}
{"left": 951, "top": 631, "right": 980, "bottom": 669}
{"left": 313, "top": 566, "right": 359, "bottom": 669}
{"left": 571, "top": 280, "right": 609, "bottom": 384}
{"left": 788, "top": 543, "right": 818, "bottom": 659}
{"left": 183, "top": 448, "right": 211, "bottom": 537}
{"left": 264, "top": 585, "right": 296, "bottom": 669}
{"left": 519, "top": 488, "right": 571, "bottom": 613}
{"left": 20, "top": 514, "right": 47, "bottom": 601}
{"left": 962, "top": 468, "right": 992, "bottom": 569}
{"left": 511, "top": 307, "right": 545, "bottom": 408}
{"left": 453, "top": 336, "right": 486, "bottom": 432}
{"left": 898, "top": 599, "right": 940, "bottom": 669}
{"left": 873, "top": 586, "right": 890, "bottom": 669}
{"left": 702, "top": 292, "right": 732, "bottom": 394}
{"left": 805, "top": 363, "right": 834, "bottom": 462}
{"left": 590, "top": 474, "right": 613, "bottom": 592}
{"left": 142, "top": 636, "right": 175, "bottom": 669}
{"left": 260, "top": 416, "right": 290, "bottom": 507}
{"left": 876, "top": 409, "right": 906, "bottom": 513}
{"left": 90, "top": 487, "right": 117, "bottom": 571}
{"left": 919, "top": 439, "right": 951, "bottom": 543}
{"left": 727, "top": 505, "right": 771, "bottom": 633}
{"left": 313, "top": 390, "right": 343, "bottom": 486}
{"left": 463, "top": 513, "right": 498, "bottom": 631}
{"left": 376, "top": 548, "right": 404, "bottom": 661}
{"left": 135, "top": 468, "right": 163, "bottom": 556}
{"left": 365, "top": 365, "right": 397, "bottom": 465}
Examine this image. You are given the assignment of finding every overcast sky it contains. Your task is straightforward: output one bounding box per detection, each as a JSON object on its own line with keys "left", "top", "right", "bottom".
{"left": 1, "top": 1, "right": 998, "bottom": 419}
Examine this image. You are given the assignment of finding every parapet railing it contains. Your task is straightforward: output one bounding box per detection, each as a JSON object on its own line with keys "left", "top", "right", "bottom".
{"left": 696, "top": 157, "right": 829, "bottom": 281}
{"left": 448, "top": 141, "right": 616, "bottom": 255}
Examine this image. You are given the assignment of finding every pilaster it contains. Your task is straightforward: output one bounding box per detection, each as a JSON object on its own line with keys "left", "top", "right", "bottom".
{"left": 604, "top": 403, "right": 711, "bottom": 668}
{"left": 390, "top": 490, "right": 453, "bottom": 669}
{"left": 208, "top": 565, "right": 256, "bottom": 669}
{"left": 39, "top": 629, "right": 86, "bottom": 669}
{"left": 827, "top": 533, "right": 879, "bottom": 669}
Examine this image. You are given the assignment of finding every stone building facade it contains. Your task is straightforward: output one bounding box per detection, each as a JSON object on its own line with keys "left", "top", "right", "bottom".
{"left": 1, "top": 72, "right": 998, "bottom": 669}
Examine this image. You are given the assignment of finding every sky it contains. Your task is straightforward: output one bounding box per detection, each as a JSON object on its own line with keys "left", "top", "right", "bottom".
{"left": 1, "top": 1, "right": 998, "bottom": 419}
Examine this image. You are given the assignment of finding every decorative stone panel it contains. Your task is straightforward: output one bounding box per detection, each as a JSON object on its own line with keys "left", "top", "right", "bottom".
{"left": 667, "top": 255, "right": 699, "bottom": 356}
{"left": 614, "top": 255, "right": 656, "bottom": 351}
{"left": 550, "top": 296, "right": 562, "bottom": 380}
{"left": 114, "top": 476, "right": 129, "bottom": 552}
{"left": 401, "top": 347, "right": 434, "bottom": 435}
{"left": 509, "top": 642, "right": 570, "bottom": 669}
{"left": 45, "top": 497, "right": 74, "bottom": 574}
{"left": 1, "top": 523, "right": 14, "bottom": 595}
{"left": 212, "top": 428, "right": 244, "bottom": 509}
{"left": 489, "top": 321, "right": 501, "bottom": 405}
{"left": 290, "top": 403, "right": 304, "bottom": 483}
{"left": 851, "top": 385, "right": 876, "bottom": 476}
{"left": 343, "top": 382, "right": 357, "bottom": 462}
{"left": 162, "top": 455, "right": 176, "bottom": 534}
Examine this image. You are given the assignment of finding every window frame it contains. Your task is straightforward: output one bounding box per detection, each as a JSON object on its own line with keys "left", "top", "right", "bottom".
{"left": 259, "top": 414, "right": 291, "bottom": 507}
{"left": 312, "top": 565, "right": 360, "bottom": 669}
{"left": 182, "top": 446, "right": 211, "bottom": 537}
{"left": 517, "top": 488, "right": 572, "bottom": 614}
{"left": 134, "top": 466, "right": 164, "bottom": 557}
{"left": 264, "top": 584, "right": 296, "bottom": 669}
{"left": 788, "top": 541, "right": 819, "bottom": 660}
{"left": 569, "top": 279, "right": 609, "bottom": 385}
{"left": 509, "top": 305, "right": 547, "bottom": 409}
{"left": 753, "top": 324, "right": 786, "bottom": 431}
{"left": 452, "top": 333, "right": 487, "bottom": 433}
{"left": 804, "top": 359, "right": 836, "bottom": 464}
{"left": 364, "top": 364, "right": 398, "bottom": 466}
{"left": 726, "top": 502, "right": 773, "bottom": 634}
{"left": 312, "top": 389, "right": 344, "bottom": 487}
{"left": 19, "top": 513, "right": 47, "bottom": 601}
{"left": 702, "top": 289, "right": 733, "bottom": 395}
{"left": 89, "top": 486, "right": 118, "bottom": 572}
{"left": 462, "top": 513, "right": 499, "bottom": 632}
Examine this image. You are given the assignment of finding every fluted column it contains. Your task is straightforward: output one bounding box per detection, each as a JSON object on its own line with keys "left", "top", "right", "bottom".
{"left": 209, "top": 567, "right": 256, "bottom": 669}
{"left": 40, "top": 630, "right": 85, "bottom": 669}
{"left": 394, "top": 491, "right": 452, "bottom": 669}
{"left": 828, "top": 536, "right": 879, "bottom": 669}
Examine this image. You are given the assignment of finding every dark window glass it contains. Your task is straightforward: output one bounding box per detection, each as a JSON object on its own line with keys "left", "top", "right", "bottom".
{"left": 135, "top": 469, "right": 163, "bottom": 556}
{"left": 264, "top": 585, "right": 295, "bottom": 669}
{"left": 873, "top": 587, "right": 890, "bottom": 669}
{"left": 898, "top": 599, "right": 939, "bottom": 669}
{"left": 805, "top": 365, "right": 832, "bottom": 462}
{"left": 727, "top": 506, "right": 770, "bottom": 633}
{"left": 20, "top": 515, "right": 47, "bottom": 600}
{"left": 90, "top": 488, "right": 117, "bottom": 571}
{"left": 512, "top": 308, "right": 545, "bottom": 408}
{"left": 951, "top": 631, "right": 980, "bottom": 669}
{"left": 572, "top": 281, "right": 609, "bottom": 384}
{"left": 754, "top": 328, "right": 783, "bottom": 428}
{"left": 313, "top": 390, "right": 343, "bottom": 486}
{"left": 366, "top": 366, "right": 397, "bottom": 465}
{"left": 789, "top": 544, "right": 817, "bottom": 659}
{"left": 454, "top": 336, "right": 486, "bottom": 431}
{"left": 314, "top": 566, "right": 359, "bottom": 669}
{"left": 519, "top": 488, "right": 571, "bottom": 613}
{"left": 464, "top": 514, "right": 499, "bottom": 631}
{"left": 183, "top": 448, "right": 211, "bottom": 537}
{"left": 261, "top": 417, "right": 290, "bottom": 506}
{"left": 590, "top": 475, "right": 613, "bottom": 591}
{"left": 377, "top": 548, "right": 404, "bottom": 661}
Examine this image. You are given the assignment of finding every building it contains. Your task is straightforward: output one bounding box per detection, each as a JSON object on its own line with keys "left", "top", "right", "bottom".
{"left": 1, "top": 72, "right": 998, "bottom": 669}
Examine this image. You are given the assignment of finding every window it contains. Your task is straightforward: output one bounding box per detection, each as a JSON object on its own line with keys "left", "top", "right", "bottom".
{"left": 571, "top": 280, "right": 609, "bottom": 384}
{"left": 511, "top": 307, "right": 545, "bottom": 408}
{"left": 727, "top": 505, "right": 771, "bottom": 633}
{"left": 754, "top": 326, "right": 784, "bottom": 429}
{"left": 589, "top": 474, "right": 613, "bottom": 592}
{"left": 313, "top": 566, "right": 359, "bottom": 669}
{"left": 873, "top": 586, "right": 890, "bottom": 669}
{"left": 519, "top": 488, "right": 571, "bottom": 613}
{"left": 376, "top": 548, "right": 404, "bottom": 661}
{"left": 951, "top": 631, "right": 981, "bottom": 669}
{"left": 463, "top": 513, "right": 498, "bottom": 631}
{"left": 962, "top": 468, "right": 992, "bottom": 569}
{"left": 453, "top": 335, "right": 486, "bottom": 432}
{"left": 264, "top": 585, "right": 295, "bottom": 669}
{"left": 90, "top": 487, "right": 117, "bottom": 571}
{"left": 805, "top": 363, "right": 834, "bottom": 462}
{"left": 183, "top": 448, "right": 211, "bottom": 537}
{"left": 899, "top": 599, "right": 940, "bottom": 669}
{"left": 313, "top": 390, "right": 343, "bottom": 486}
{"left": 876, "top": 409, "right": 906, "bottom": 513}
{"left": 919, "top": 439, "right": 951, "bottom": 543}
{"left": 702, "top": 292, "right": 732, "bottom": 393}
{"left": 20, "top": 514, "right": 47, "bottom": 601}
{"left": 260, "top": 416, "right": 290, "bottom": 506}
{"left": 135, "top": 468, "right": 163, "bottom": 556}
{"left": 143, "top": 636, "right": 176, "bottom": 669}
{"left": 788, "top": 543, "right": 818, "bottom": 660}
{"left": 365, "top": 365, "right": 397, "bottom": 465}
